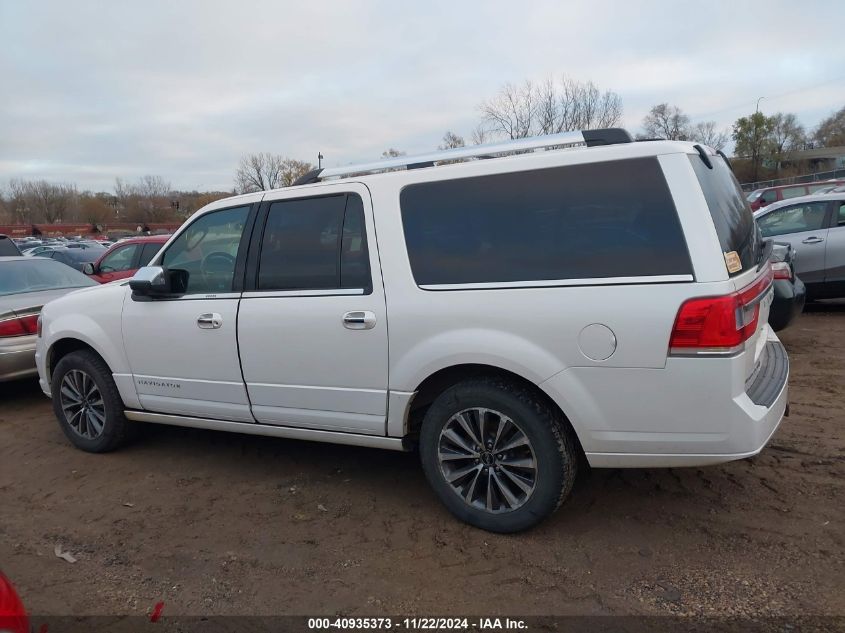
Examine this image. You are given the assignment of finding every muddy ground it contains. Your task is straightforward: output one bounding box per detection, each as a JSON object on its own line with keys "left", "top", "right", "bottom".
{"left": 1, "top": 302, "right": 843, "bottom": 619}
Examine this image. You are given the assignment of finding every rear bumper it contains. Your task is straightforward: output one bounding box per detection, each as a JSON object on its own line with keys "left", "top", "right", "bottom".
{"left": 0, "top": 336, "right": 37, "bottom": 382}
{"left": 540, "top": 327, "right": 788, "bottom": 468}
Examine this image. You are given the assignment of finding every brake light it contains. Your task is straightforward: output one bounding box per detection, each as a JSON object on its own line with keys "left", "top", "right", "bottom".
{"left": 669, "top": 264, "right": 774, "bottom": 354}
{"left": 771, "top": 261, "right": 791, "bottom": 280}
{"left": 0, "top": 314, "right": 39, "bottom": 338}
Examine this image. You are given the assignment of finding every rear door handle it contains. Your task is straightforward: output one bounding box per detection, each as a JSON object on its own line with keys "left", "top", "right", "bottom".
{"left": 802, "top": 236, "right": 824, "bottom": 244}
{"left": 197, "top": 313, "right": 222, "bottom": 329}
{"left": 343, "top": 311, "right": 376, "bottom": 330}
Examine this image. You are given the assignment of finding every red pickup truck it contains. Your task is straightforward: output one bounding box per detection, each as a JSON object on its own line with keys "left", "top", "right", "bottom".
{"left": 82, "top": 235, "right": 170, "bottom": 284}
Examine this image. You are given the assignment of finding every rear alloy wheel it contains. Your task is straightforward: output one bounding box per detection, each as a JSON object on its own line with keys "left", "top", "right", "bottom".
{"left": 437, "top": 407, "right": 537, "bottom": 513}
{"left": 51, "top": 350, "right": 135, "bottom": 453}
{"left": 420, "top": 378, "right": 578, "bottom": 533}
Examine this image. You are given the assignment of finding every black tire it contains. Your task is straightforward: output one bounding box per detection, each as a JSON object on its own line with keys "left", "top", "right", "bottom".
{"left": 419, "top": 377, "right": 578, "bottom": 533}
{"left": 51, "top": 349, "right": 134, "bottom": 453}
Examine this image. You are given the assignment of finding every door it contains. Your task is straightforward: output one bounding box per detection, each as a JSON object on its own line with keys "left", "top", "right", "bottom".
{"left": 237, "top": 184, "right": 389, "bottom": 435}
{"left": 824, "top": 200, "right": 845, "bottom": 290}
{"left": 93, "top": 242, "right": 141, "bottom": 283}
{"left": 757, "top": 200, "right": 830, "bottom": 283}
{"left": 121, "top": 203, "right": 257, "bottom": 421}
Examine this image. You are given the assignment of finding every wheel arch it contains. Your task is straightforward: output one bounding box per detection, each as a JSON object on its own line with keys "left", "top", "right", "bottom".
{"left": 406, "top": 363, "right": 585, "bottom": 459}
{"left": 47, "top": 337, "right": 110, "bottom": 383}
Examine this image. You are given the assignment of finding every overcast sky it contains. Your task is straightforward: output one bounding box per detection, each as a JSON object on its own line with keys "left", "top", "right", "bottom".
{"left": 1, "top": 0, "right": 844, "bottom": 192}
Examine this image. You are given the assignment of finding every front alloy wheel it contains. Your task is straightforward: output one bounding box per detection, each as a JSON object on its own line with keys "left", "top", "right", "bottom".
{"left": 51, "top": 349, "right": 135, "bottom": 453}
{"left": 59, "top": 369, "right": 107, "bottom": 440}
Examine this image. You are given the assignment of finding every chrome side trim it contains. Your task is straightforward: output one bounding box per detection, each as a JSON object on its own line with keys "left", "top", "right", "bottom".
{"left": 124, "top": 410, "right": 407, "bottom": 451}
{"left": 242, "top": 288, "right": 365, "bottom": 298}
{"left": 419, "top": 274, "right": 694, "bottom": 291}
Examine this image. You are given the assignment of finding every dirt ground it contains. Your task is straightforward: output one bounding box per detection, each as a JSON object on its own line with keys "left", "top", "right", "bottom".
{"left": 1, "top": 302, "right": 843, "bottom": 619}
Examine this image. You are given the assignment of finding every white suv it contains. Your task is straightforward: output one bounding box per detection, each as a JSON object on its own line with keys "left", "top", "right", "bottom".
{"left": 36, "top": 129, "right": 788, "bottom": 532}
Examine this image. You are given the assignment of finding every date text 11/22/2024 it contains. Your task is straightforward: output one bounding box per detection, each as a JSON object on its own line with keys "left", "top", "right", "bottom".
{"left": 308, "top": 618, "right": 528, "bottom": 630}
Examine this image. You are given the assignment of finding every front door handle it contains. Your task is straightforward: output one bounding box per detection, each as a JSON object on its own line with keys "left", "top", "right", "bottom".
{"left": 343, "top": 311, "right": 376, "bottom": 330}
{"left": 802, "top": 236, "right": 824, "bottom": 244}
{"left": 197, "top": 313, "right": 222, "bottom": 329}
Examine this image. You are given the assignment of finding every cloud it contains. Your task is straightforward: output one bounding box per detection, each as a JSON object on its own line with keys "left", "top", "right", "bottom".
{"left": 1, "top": 0, "right": 843, "bottom": 191}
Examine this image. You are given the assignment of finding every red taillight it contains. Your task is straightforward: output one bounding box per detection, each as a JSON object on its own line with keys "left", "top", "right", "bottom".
{"left": 771, "top": 261, "right": 791, "bottom": 280}
{"left": 0, "top": 314, "right": 39, "bottom": 338}
{"left": 669, "top": 265, "right": 774, "bottom": 354}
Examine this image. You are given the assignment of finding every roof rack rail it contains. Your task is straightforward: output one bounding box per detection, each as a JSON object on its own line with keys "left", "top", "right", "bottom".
{"left": 317, "top": 128, "right": 632, "bottom": 181}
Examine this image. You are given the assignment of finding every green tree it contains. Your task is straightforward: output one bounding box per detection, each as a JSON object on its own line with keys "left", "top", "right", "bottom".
{"left": 733, "top": 112, "right": 775, "bottom": 182}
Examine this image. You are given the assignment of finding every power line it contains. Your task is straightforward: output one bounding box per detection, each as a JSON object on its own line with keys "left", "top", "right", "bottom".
{"left": 690, "top": 74, "right": 845, "bottom": 121}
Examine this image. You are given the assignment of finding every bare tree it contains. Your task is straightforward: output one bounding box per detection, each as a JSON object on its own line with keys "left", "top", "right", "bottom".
{"left": 479, "top": 76, "right": 622, "bottom": 140}
{"left": 113, "top": 175, "right": 173, "bottom": 223}
{"left": 479, "top": 80, "right": 537, "bottom": 139}
{"left": 381, "top": 148, "right": 406, "bottom": 158}
{"left": 640, "top": 103, "right": 690, "bottom": 140}
{"left": 235, "top": 153, "right": 313, "bottom": 192}
{"left": 235, "top": 153, "right": 285, "bottom": 193}
{"left": 688, "top": 121, "right": 730, "bottom": 151}
{"left": 7, "top": 179, "right": 77, "bottom": 223}
{"left": 471, "top": 123, "right": 492, "bottom": 145}
{"left": 279, "top": 159, "right": 315, "bottom": 186}
{"left": 438, "top": 131, "right": 465, "bottom": 150}
{"left": 813, "top": 105, "right": 845, "bottom": 147}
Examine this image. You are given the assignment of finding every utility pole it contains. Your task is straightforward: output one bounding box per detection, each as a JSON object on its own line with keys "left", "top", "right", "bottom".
{"left": 318, "top": 152, "right": 324, "bottom": 169}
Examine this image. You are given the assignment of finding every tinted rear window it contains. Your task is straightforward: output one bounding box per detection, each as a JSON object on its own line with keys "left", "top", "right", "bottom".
{"left": 688, "top": 155, "right": 761, "bottom": 276}
{"left": 0, "top": 237, "right": 21, "bottom": 256}
{"left": 400, "top": 157, "right": 692, "bottom": 286}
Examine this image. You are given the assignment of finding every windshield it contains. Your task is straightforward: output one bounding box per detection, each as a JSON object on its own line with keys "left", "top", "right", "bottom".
{"left": 0, "top": 259, "right": 97, "bottom": 296}
{"left": 746, "top": 190, "right": 762, "bottom": 202}
{"left": 690, "top": 155, "right": 762, "bottom": 276}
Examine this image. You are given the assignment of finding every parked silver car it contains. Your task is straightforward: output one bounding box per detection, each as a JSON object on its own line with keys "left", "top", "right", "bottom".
{"left": 0, "top": 257, "right": 96, "bottom": 381}
{"left": 755, "top": 192, "right": 845, "bottom": 300}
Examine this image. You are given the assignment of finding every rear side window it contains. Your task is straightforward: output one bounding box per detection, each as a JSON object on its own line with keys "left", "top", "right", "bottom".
{"left": 782, "top": 186, "right": 807, "bottom": 199}
{"left": 257, "top": 193, "right": 371, "bottom": 292}
{"left": 400, "top": 157, "right": 691, "bottom": 287}
{"left": 99, "top": 244, "right": 139, "bottom": 272}
{"left": 689, "top": 155, "right": 761, "bottom": 276}
{"left": 0, "top": 238, "right": 21, "bottom": 256}
{"left": 761, "top": 190, "right": 778, "bottom": 204}
{"left": 139, "top": 242, "right": 163, "bottom": 266}
{"left": 758, "top": 202, "right": 829, "bottom": 237}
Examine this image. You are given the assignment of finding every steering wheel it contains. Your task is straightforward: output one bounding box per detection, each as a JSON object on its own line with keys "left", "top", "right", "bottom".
{"left": 200, "top": 252, "right": 236, "bottom": 290}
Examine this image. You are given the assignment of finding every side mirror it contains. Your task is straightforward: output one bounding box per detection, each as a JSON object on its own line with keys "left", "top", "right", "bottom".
{"left": 82, "top": 263, "right": 95, "bottom": 275}
{"left": 129, "top": 266, "right": 189, "bottom": 300}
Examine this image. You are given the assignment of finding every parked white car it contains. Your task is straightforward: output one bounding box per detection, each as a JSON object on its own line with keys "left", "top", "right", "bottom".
{"left": 36, "top": 130, "right": 788, "bottom": 532}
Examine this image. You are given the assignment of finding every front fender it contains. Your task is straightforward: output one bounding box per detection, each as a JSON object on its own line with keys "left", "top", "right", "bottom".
{"left": 37, "top": 284, "right": 139, "bottom": 408}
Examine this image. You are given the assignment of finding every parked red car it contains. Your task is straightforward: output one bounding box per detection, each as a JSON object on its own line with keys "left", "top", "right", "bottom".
{"left": 746, "top": 180, "right": 845, "bottom": 211}
{"left": 82, "top": 234, "right": 170, "bottom": 284}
